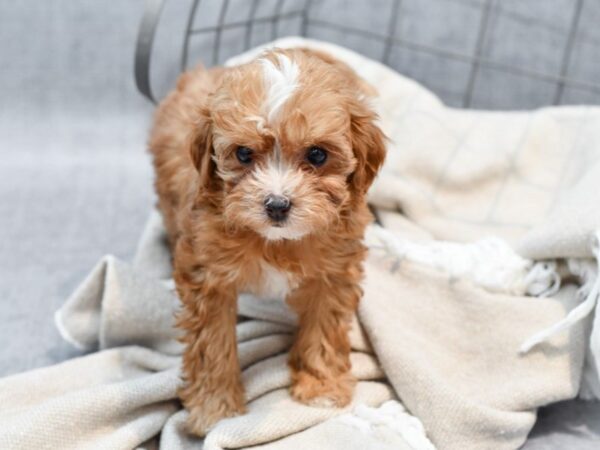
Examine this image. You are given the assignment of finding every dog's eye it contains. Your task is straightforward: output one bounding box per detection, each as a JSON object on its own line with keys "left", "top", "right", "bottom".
{"left": 236, "top": 146, "right": 253, "bottom": 165}
{"left": 306, "top": 146, "right": 327, "bottom": 167}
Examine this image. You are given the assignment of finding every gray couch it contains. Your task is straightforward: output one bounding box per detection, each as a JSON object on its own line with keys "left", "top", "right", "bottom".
{"left": 1, "top": 0, "right": 599, "bottom": 448}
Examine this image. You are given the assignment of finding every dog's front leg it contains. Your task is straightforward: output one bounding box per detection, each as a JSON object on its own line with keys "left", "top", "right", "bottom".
{"left": 174, "top": 270, "right": 245, "bottom": 436}
{"left": 286, "top": 275, "right": 361, "bottom": 407}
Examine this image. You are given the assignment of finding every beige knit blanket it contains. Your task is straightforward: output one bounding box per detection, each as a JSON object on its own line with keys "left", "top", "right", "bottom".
{"left": 2, "top": 38, "right": 599, "bottom": 450}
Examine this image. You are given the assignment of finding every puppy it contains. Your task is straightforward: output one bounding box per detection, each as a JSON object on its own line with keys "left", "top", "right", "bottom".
{"left": 149, "top": 47, "right": 386, "bottom": 435}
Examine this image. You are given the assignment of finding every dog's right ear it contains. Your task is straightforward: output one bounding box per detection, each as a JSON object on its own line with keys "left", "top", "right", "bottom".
{"left": 188, "top": 106, "right": 217, "bottom": 192}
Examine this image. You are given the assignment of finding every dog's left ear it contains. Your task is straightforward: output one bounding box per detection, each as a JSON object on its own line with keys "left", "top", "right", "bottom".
{"left": 188, "top": 106, "right": 218, "bottom": 193}
{"left": 348, "top": 101, "right": 386, "bottom": 195}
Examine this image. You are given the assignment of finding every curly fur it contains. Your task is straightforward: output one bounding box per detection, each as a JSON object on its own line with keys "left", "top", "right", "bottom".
{"left": 148, "top": 47, "right": 386, "bottom": 436}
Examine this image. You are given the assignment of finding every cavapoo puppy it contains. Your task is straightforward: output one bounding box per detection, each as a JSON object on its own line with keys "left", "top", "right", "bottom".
{"left": 149, "top": 47, "right": 386, "bottom": 435}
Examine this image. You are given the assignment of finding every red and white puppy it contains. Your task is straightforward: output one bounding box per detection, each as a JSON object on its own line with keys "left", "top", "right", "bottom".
{"left": 149, "top": 47, "right": 386, "bottom": 435}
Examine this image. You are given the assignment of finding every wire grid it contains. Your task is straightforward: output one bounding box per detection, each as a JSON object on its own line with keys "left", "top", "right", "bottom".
{"left": 137, "top": 0, "right": 600, "bottom": 108}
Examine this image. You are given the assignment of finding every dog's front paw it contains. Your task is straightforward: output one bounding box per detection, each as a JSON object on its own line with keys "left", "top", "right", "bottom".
{"left": 290, "top": 370, "right": 356, "bottom": 408}
{"left": 183, "top": 391, "right": 246, "bottom": 437}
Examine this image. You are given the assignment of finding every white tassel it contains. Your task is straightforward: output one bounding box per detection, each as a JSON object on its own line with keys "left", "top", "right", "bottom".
{"left": 334, "top": 401, "right": 436, "bottom": 450}
{"left": 371, "top": 226, "right": 558, "bottom": 297}
{"left": 520, "top": 231, "right": 600, "bottom": 355}
{"left": 519, "top": 287, "right": 597, "bottom": 353}
{"left": 524, "top": 261, "right": 561, "bottom": 297}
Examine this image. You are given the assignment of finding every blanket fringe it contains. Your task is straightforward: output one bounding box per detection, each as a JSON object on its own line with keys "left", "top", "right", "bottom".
{"left": 520, "top": 232, "right": 600, "bottom": 368}
{"left": 524, "top": 261, "right": 561, "bottom": 297}
{"left": 333, "top": 401, "right": 436, "bottom": 450}
{"left": 370, "top": 226, "right": 558, "bottom": 297}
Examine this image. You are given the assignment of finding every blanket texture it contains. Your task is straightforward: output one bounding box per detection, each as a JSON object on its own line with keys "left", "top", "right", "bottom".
{"left": 1, "top": 37, "right": 599, "bottom": 450}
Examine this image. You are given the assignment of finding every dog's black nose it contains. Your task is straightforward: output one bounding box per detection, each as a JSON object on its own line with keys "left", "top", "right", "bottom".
{"left": 264, "top": 194, "right": 291, "bottom": 222}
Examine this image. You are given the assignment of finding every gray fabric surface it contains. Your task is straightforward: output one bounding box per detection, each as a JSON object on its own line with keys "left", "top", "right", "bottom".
{"left": 0, "top": 1, "right": 598, "bottom": 448}
{"left": 0, "top": 0, "right": 155, "bottom": 375}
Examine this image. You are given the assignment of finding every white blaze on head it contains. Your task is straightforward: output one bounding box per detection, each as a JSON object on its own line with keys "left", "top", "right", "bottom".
{"left": 259, "top": 53, "right": 299, "bottom": 124}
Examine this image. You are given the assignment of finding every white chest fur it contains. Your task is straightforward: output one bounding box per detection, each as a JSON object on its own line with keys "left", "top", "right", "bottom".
{"left": 252, "top": 262, "right": 298, "bottom": 301}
